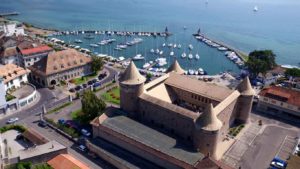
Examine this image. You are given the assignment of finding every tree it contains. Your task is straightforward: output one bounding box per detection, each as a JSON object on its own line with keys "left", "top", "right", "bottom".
{"left": 80, "top": 91, "right": 106, "bottom": 124}
{"left": 91, "top": 56, "right": 104, "bottom": 74}
{"left": 246, "top": 50, "right": 277, "bottom": 77}
{"left": 285, "top": 68, "right": 300, "bottom": 77}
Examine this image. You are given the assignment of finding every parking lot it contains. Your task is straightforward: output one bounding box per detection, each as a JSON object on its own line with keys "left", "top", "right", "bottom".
{"left": 222, "top": 123, "right": 262, "bottom": 168}
{"left": 276, "top": 136, "right": 298, "bottom": 161}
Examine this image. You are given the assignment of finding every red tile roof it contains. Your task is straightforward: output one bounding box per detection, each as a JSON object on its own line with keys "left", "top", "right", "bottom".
{"left": 48, "top": 154, "right": 90, "bottom": 169}
{"left": 259, "top": 86, "right": 300, "bottom": 107}
{"left": 20, "top": 45, "right": 52, "bottom": 55}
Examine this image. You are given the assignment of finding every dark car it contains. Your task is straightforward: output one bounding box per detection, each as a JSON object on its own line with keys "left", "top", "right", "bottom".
{"left": 75, "top": 85, "right": 82, "bottom": 91}
{"left": 87, "top": 80, "right": 94, "bottom": 85}
{"left": 92, "top": 79, "right": 98, "bottom": 83}
{"left": 69, "top": 88, "right": 75, "bottom": 93}
{"left": 93, "top": 82, "right": 101, "bottom": 88}
{"left": 38, "top": 120, "right": 47, "bottom": 128}
{"left": 82, "top": 83, "right": 88, "bottom": 88}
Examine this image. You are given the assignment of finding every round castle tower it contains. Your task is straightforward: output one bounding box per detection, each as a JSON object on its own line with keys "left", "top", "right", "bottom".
{"left": 119, "top": 61, "right": 146, "bottom": 117}
{"left": 193, "top": 104, "right": 222, "bottom": 159}
{"left": 236, "top": 76, "right": 255, "bottom": 123}
{"left": 166, "top": 59, "right": 185, "bottom": 74}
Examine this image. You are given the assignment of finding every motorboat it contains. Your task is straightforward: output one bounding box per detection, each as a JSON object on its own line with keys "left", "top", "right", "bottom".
{"left": 188, "top": 44, "right": 193, "bottom": 50}
{"left": 74, "top": 39, "right": 82, "bottom": 43}
{"left": 90, "top": 44, "right": 99, "bottom": 47}
{"left": 188, "top": 69, "right": 195, "bottom": 75}
{"left": 173, "top": 44, "right": 177, "bottom": 48}
{"left": 118, "top": 56, "right": 125, "bottom": 61}
{"left": 156, "top": 58, "right": 167, "bottom": 67}
{"left": 177, "top": 44, "right": 182, "bottom": 49}
{"left": 188, "top": 53, "right": 193, "bottom": 59}
{"left": 159, "top": 51, "right": 164, "bottom": 55}
{"left": 162, "top": 43, "right": 166, "bottom": 47}
{"left": 155, "top": 49, "right": 160, "bottom": 54}
{"left": 168, "top": 43, "right": 173, "bottom": 48}
{"left": 170, "top": 51, "right": 174, "bottom": 56}
{"left": 218, "top": 47, "right": 228, "bottom": 51}
{"left": 195, "top": 53, "right": 200, "bottom": 60}
{"left": 150, "top": 49, "right": 155, "bottom": 53}
{"left": 117, "top": 44, "right": 127, "bottom": 49}
{"left": 181, "top": 52, "right": 187, "bottom": 58}
{"left": 114, "top": 47, "right": 123, "bottom": 51}
{"left": 143, "top": 62, "right": 151, "bottom": 69}
{"left": 198, "top": 68, "right": 205, "bottom": 75}
{"left": 133, "top": 54, "right": 144, "bottom": 60}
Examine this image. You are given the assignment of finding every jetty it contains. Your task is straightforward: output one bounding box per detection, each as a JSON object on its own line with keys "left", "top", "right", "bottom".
{"left": 0, "top": 12, "right": 20, "bottom": 17}
{"left": 192, "top": 32, "right": 248, "bottom": 62}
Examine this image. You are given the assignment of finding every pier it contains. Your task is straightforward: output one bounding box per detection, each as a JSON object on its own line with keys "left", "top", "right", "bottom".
{"left": 0, "top": 12, "right": 20, "bottom": 17}
{"left": 193, "top": 33, "right": 248, "bottom": 62}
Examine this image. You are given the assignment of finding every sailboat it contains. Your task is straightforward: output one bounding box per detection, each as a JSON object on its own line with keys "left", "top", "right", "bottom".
{"left": 143, "top": 49, "right": 150, "bottom": 69}
{"left": 188, "top": 53, "right": 193, "bottom": 59}
{"left": 181, "top": 52, "right": 187, "bottom": 58}
{"left": 195, "top": 53, "right": 200, "bottom": 60}
{"left": 150, "top": 49, "right": 155, "bottom": 53}
{"left": 253, "top": 6, "right": 258, "bottom": 12}
{"left": 133, "top": 42, "right": 144, "bottom": 60}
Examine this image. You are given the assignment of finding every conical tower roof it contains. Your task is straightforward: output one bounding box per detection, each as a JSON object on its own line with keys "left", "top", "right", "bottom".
{"left": 237, "top": 76, "right": 255, "bottom": 96}
{"left": 195, "top": 104, "right": 222, "bottom": 131}
{"left": 119, "top": 61, "right": 146, "bottom": 85}
{"left": 167, "top": 60, "right": 185, "bottom": 74}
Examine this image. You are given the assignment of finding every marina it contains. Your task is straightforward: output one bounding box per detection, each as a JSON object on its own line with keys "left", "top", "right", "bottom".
{"left": 48, "top": 27, "right": 241, "bottom": 75}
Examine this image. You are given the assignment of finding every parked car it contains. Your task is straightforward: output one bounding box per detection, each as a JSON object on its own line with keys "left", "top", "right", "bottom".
{"left": 82, "top": 83, "right": 88, "bottom": 88}
{"left": 58, "top": 118, "right": 66, "bottom": 125}
{"left": 87, "top": 80, "right": 94, "bottom": 85}
{"left": 91, "top": 79, "right": 98, "bottom": 83}
{"left": 93, "top": 82, "right": 101, "bottom": 88}
{"left": 69, "top": 88, "right": 75, "bottom": 93}
{"left": 77, "top": 145, "right": 87, "bottom": 152}
{"left": 38, "top": 120, "right": 47, "bottom": 128}
{"left": 7, "top": 117, "right": 19, "bottom": 124}
{"left": 81, "top": 129, "right": 91, "bottom": 137}
{"left": 75, "top": 85, "right": 82, "bottom": 91}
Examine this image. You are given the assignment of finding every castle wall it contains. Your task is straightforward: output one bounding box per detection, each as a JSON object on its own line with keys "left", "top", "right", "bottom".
{"left": 193, "top": 130, "right": 220, "bottom": 159}
{"left": 236, "top": 95, "right": 254, "bottom": 123}
{"left": 138, "top": 97, "right": 195, "bottom": 143}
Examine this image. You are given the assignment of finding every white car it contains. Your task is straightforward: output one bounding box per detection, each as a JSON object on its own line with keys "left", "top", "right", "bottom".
{"left": 7, "top": 117, "right": 19, "bottom": 124}
{"left": 271, "top": 161, "right": 284, "bottom": 169}
{"left": 81, "top": 129, "right": 91, "bottom": 137}
{"left": 78, "top": 145, "right": 87, "bottom": 152}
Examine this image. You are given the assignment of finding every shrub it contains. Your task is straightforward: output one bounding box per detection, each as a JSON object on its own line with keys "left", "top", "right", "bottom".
{"left": 16, "top": 162, "right": 32, "bottom": 169}
{"left": 0, "top": 125, "right": 26, "bottom": 133}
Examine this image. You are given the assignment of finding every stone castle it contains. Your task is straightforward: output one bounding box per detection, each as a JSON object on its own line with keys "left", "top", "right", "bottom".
{"left": 90, "top": 60, "right": 254, "bottom": 169}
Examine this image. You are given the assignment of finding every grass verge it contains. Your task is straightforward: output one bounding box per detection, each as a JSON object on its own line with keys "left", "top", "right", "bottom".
{"left": 101, "top": 87, "right": 120, "bottom": 105}
{"left": 48, "top": 102, "right": 72, "bottom": 114}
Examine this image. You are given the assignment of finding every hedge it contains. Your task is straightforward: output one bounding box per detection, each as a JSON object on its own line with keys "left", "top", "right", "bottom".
{"left": 0, "top": 125, "right": 26, "bottom": 133}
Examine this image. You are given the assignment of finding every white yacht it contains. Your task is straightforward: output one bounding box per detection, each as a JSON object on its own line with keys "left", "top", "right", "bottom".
{"left": 181, "top": 52, "right": 187, "bottom": 58}
{"left": 150, "top": 49, "right": 155, "bottom": 53}
{"left": 173, "top": 44, "right": 177, "bottom": 48}
{"left": 74, "top": 39, "right": 82, "bottom": 43}
{"left": 177, "top": 44, "right": 182, "bottom": 49}
{"left": 188, "top": 53, "right": 193, "bottom": 59}
{"left": 159, "top": 51, "right": 164, "bottom": 55}
{"left": 198, "top": 68, "right": 205, "bottom": 75}
{"left": 218, "top": 47, "right": 228, "bottom": 51}
{"left": 133, "top": 54, "right": 144, "bottom": 60}
{"left": 156, "top": 58, "right": 167, "bottom": 67}
{"left": 170, "top": 51, "right": 174, "bottom": 56}
{"left": 195, "top": 53, "right": 200, "bottom": 60}
{"left": 90, "top": 44, "right": 99, "bottom": 47}
{"left": 143, "top": 62, "right": 151, "bottom": 69}
{"left": 188, "top": 69, "right": 195, "bottom": 75}
{"left": 156, "top": 49, "right": 160, "bottom": 54}
{"left": 188, "top": 44, "right": 194, "bottom": 50}
{"left": 118, "top": 56, "right": 125, "bottom": 61}
{"left": 162, "top": 43, "right": 166, "bottom": 47}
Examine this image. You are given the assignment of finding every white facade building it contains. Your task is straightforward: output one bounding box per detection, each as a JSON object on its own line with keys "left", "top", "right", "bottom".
{"left": 0, "top": 21, "right": 25, "bottom": 37}
{"left": 0, "top": 64, "right": 30, "bottom": 91}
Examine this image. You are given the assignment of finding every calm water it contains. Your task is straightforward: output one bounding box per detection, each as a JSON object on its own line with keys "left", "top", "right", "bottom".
{"left": 1, "top": 0, "right": 300, "bottom": 73}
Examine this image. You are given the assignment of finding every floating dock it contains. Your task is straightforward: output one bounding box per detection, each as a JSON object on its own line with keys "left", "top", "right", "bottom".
{"left": 54, "top": 29, "right": 172, "bottom": 38}
{"left": 0, "top": 12, "right": 20, "bottom": 17}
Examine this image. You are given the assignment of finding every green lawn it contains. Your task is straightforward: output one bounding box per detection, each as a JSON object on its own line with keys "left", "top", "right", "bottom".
{"left": 71, "top": 109, "right": 82, "bottom": 120}
{"left": 101, "top": 87, "right": 120, "bottom": 105}
{"left": 71, "top": 73, "right": 97, "bottom": 85}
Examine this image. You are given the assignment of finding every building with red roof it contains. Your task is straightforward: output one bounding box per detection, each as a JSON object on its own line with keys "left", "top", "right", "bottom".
{"left": 258, "top": 86, "right": 300, "bottom": 117}
{"left": 19, "top": 45, "right": 53, "bottom": 67}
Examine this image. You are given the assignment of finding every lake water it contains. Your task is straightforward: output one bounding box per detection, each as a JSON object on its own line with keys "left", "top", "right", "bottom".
{"left": 1, "top": 0, "right": 300, "bottom": 74}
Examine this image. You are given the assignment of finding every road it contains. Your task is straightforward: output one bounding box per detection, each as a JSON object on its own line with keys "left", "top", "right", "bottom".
{"left": 0, "top": 65, "right": 119, "bottom": 169}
